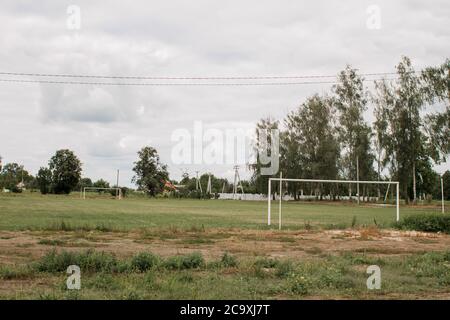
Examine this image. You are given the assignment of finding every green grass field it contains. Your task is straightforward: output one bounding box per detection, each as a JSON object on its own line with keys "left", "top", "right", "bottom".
{"left": 0, "top": 192, "right": 449, "bottom": 300}
{"left": 0, "top": 192, "right": 445, "bottom": 231}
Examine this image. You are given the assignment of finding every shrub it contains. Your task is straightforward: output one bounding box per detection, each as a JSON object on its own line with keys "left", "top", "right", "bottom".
{"left": 404, "top": 251, "right": 450, "bottom": 279}
{"left": 143, "top": 271, "right": 157, "bottom": 288}
{"left": 351, "top": 216, "right": 357, "bottom": 228}
{"left": 289, "top": 274, "right": 311, "bottom": 296}
{"left": 39, "top": 221, "right": 115, "bottom": 232}
{"left": 175, "top": 271, "right": 194, "bottom": 283}
{"left": 130, "top": 252, "right": 159, "bottom": 272}
{"left": 38, "top": 239, "right": 65, "bottom": 246}
{"left": 10, "top": 186, "right": 23, "bottom": 193}
{"left": 220, "top": 253, "right": 238, "bottom": 268}
{"left": 87, "top": 273, "right": 121, "bottom": 290}
{"left": 109, "top": 187, "right": 128, "bottom": 198}
{"left": 254, "top": 257, "right": 279, "bottom": 269}
{"left": 394, "top": 214, "right": 450, "bottom": 234}
{"left": 35, "top": 250, "right": 78, "bottom": 272}
{"left": 275, "top": 261, "right": 294, "bottom": 278}
{"left": 164, "top": 252, "right": 204, "bottom": 270}
{"left": 35, "top": 249, "right": 118, "bottom": 273}
{"left": 0, "top": 265, "right": 33, "bottom": 280}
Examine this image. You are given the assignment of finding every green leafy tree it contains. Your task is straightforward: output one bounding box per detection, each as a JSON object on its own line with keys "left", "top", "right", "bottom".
{"left": 373, "top": 79, "right": 395, "bottom": 197}
{"left": 198, "top": 173, "right": 229, "bottom": 194}
{"left": 92, "top": 179, "right": 111, "bottom": 194}
{"left": 421, "top": 59, "right": 450, "bottom": 163}
{"left": 387, "top": 57, "right": 425, "bottom": 203}
{"left": 284, "top": 94, "right": 340, "bottom": 199}
{"left": 76, "top": 177, "right": 93, "bottom": 190}
{"left": 132, "top": 146, "right": 169, "bottom": 196}
{"left": 250, "top": 117, "right": 279, "bottom": 195}
{"left": 48, "top": 149, "right": 82, "bottom": 194}
{"left": 409, "top": 156, "right": 440, "bottom": 199}
{"left": 36, "top": 167, "right": 52, "bottom": 194}
{"left": 440, "top": 171, "right": 450, "bottom": 200}
{"left": 0, "top": 163, "right": 32, "bottom": 192}
{"left": 374, "top": 57, "right": 449, "bottom": 203}
{"left": 280, "top": 116, "right": 304, "bottom": 199}
{"left": 93, "top": 179, "right": 110, "bottom": 189}
{"left": 332, "top": 66, "right": 373, "bottom": 199}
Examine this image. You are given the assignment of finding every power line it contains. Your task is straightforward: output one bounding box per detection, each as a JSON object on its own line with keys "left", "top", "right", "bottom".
{"left": 0, "top": 71, "right": 405, "bottom": 80}
{"left": 0, "top": 77, "right": 399, "bottom": 86}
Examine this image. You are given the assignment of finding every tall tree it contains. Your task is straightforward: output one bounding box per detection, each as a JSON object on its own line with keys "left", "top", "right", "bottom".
{"left": 280, "top": 116, "right": 303, "bottom": 199}
{"left": 373, "top": 79, "right": 394, "bottom": 197}
{"left": 76, "top": 177, "right": 93, "bottom": 190}
{"left": 283, "top": 95, "right": 340, "bottom": 199}
{"left": 93, "top": 179, "right": 110, "bottom": 193}
{"left": 392, "top": 57, "right": 424, "bottom": 203}
{"left": 0, "top": 163, "right": 31, "bottom": 192}
{"left": 441, "top": 171, "right": 450, "bottom": 201}
{"left": 36, "top": 167, "right": 52, "bottom": 194}
{"left": 375, "top": 57, "right": 426, "bottom": 203}
{"left": 250, "top": 117, "right": 279, "bottom": 195}
{"left": 332, "top": 66, "right": 373, "bottom": 200}
{"left": 421, "top": 59, "right": 450, "bottom": 163}
{"left": 132, "top": 146, "right": 169, "bottom": 196}
{"left": 48, "top": 149, "right": 82, "bottom": 194}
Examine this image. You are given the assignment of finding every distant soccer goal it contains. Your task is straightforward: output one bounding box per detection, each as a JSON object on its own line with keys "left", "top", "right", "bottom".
{"left": 82, "top": 187, "right": 122, "bottom": 200}
{"left": 267, "top": 175, "right": 400, "bottom": 229}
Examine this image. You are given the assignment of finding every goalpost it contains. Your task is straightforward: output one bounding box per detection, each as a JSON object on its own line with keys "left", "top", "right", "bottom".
{"left": 267, "top": 174, "right": 400, "bottom": 229}
{"left": 83, "top": 187, "right": 122, "bottom": 200}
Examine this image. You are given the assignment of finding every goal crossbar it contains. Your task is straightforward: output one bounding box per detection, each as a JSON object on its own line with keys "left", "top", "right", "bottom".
{"left": 83, "top": 187, "right": 122, "bottom": 200}
{"left": 268, "top": 177, "right": 400, "bottom": 229}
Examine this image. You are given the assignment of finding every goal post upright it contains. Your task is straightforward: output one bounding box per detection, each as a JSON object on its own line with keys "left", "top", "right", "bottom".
{"left": 279, "top": 171, "right": 282, "bottom": 230}
{"left": 267, "top": 177, "right": 401, "bottom": 229}
{"left": 267, "top": 180, "right": 271, "bottom": 226}
{"left": 396, "top": 182, "right": 400, "bottom": 222}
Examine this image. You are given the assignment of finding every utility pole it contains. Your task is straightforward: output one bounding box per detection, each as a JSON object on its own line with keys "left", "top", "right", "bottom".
{"left": 233, "top": 165, "right": 244, "bottom": 200}
{"left": 233, "top": 168, "right": 236, "bottom": 199}
{"left": 195, "top": 171, "right": 199, "bottom": 191}
{"left": 195, "top": 171, "right": 202, "bottom": 194}
{"left": 279, "top": 171, "right": 282, "bottom": 230}
{"left": 206, "top": 174, "right": 212, "bottom": 194}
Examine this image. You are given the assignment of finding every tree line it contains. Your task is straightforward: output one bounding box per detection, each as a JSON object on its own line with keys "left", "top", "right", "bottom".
{"left": 251, "top": 56, "right": 449, "bottom": 203}
{"left": 0, "top": 146, "right": 255, "bottom": 198}
{"left": 1, "top": 56, "right": 448, "bottom": 201}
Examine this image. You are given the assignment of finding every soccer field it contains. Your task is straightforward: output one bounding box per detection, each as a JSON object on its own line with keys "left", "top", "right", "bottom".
{"left": 1, "top": 193, "right": 449, "bottom": 300}
{"left": 0, "top": 193, "right": 443, "bottom": 231}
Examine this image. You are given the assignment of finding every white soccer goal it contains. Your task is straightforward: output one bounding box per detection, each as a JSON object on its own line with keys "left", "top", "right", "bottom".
{"left": 267, "top": 174, "right": 400, "bottom": 229}
{"left": 83, "top": 187, "right": 122, "bottom": 200}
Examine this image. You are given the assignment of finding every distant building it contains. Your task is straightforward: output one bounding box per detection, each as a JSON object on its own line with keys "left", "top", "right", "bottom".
{"left": 16, "top": 181, "right": 26, "bottom": 191}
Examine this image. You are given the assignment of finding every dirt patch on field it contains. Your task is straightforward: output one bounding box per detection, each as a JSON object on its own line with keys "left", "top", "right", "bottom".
{"left": 0, "top": 228, "right": 449, "bottom": 265}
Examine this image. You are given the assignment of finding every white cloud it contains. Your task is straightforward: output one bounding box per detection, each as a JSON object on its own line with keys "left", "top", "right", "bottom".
{"left": 0, "top": 0, "right": 449, "bottom": 185}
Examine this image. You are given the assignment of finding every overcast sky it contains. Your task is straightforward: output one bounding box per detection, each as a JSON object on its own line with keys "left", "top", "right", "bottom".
{"left": 0, "top": 0, "right": 449, "bottom": 186}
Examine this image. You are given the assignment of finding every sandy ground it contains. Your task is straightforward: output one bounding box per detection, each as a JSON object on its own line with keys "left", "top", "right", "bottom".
{"left": 1, "top": 228, "right": 449, "bottom": 265}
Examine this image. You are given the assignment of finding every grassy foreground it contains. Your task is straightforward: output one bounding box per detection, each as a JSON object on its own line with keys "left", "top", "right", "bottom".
{"left": 0, "top": 192, "right": 449, "bottom": 299}
{"left": 0, "top": 192, "right": 446, "bottom": 231}
{"left": 1, "top": 249, "right": 449, "bottom": 300}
